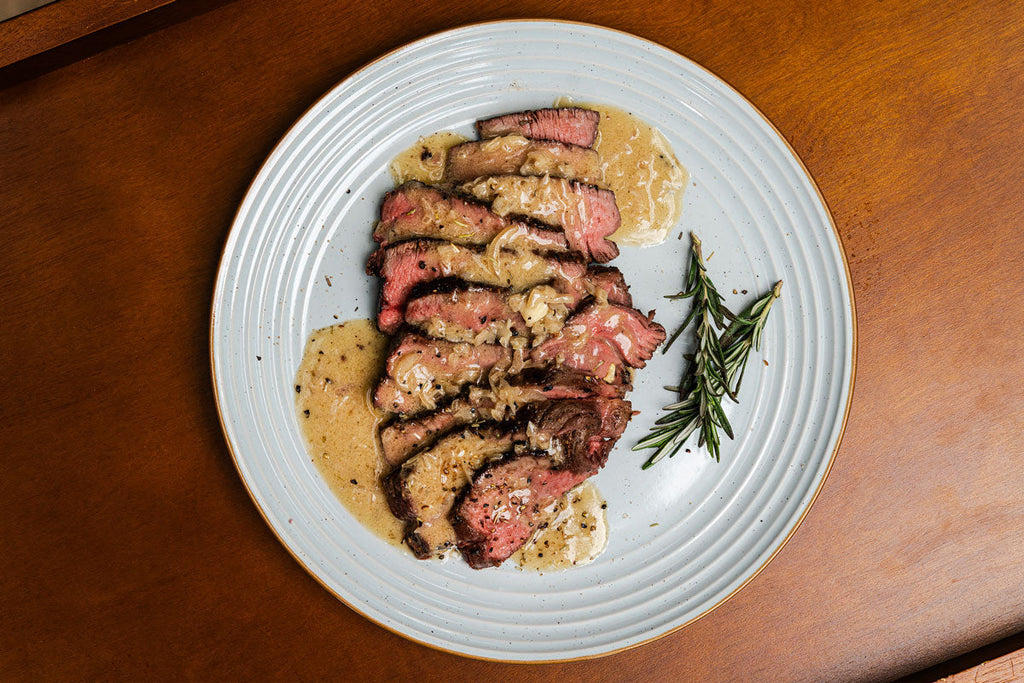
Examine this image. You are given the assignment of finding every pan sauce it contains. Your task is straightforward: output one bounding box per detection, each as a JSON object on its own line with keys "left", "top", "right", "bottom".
{"left": 295, "top": 320, "right": 404, "bottom": 545}
{"left": 513, "top": 481, "right": 608, "bottom": 571}
{"left": 390, "top": 131, "right": 469, "bottom": 185}
{"left": 557, "top": 99, "right": 688, "bottom": 246}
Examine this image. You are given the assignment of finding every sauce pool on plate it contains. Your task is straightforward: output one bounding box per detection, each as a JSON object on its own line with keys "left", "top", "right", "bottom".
{"left": 555, "top": 99, "right": 688, "bottom": 246}
{"left": 589, "top": 104, "right": 689, "bottom": 246}
{"left": 294, "top": 320, "right": 404, "bottom": 545}
{"left": 513, "top": 481, "right": 609, "bottom": 571}
{"left": 390, "top": 131, "right": 469, "bottom": 185}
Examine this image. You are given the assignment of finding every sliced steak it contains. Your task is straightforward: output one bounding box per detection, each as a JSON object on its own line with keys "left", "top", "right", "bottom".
{"left": 475, "top": 107, "right": 600, "bottom": 148}
{"left": 586, "top": 265, "right": 633, "bottom": 308}
{"left": 532, "top": 302, "right": 667, "bottom": 382}
{"left": 374, "top": 181, "right": 569, "bottom": 252}
{"left": 384, "top": 425, "right": 517, "bottom": 559}
{"left": 522, "top": 397, "right": 633, "bottom": 473}
{"left": 403, "top": 274, "right": 628, "bottom": 346}
{"left": 403, "top": 282, "right": 532, "bottom": 346}
{"left": 375, "top": 301, "right": 661, "bottom": 414}
{"left": 380, "top": 405, "right": 472, "bottom": 469}
{"left": 385, "top": 398, "right": 629, "bottom": 561}
{"left": 368, "top": 239, "right": 588, "bottom": 334}
{"left": 460, "top": 176, "right": 620, "bottom": 263}
{"left": 481, "top": 366, "right": 629, "bottom": 401}
{"left": 379, "top": 368, "right": 629, "bottom": 466}
{"left": 451, "top": 454, "right": 591, "bottom": 569}
{"left": 444, "top": 135, "right": 602, "bottom": 184}
{"left": 373, "top": 333, "right": 514, "bottom": 415}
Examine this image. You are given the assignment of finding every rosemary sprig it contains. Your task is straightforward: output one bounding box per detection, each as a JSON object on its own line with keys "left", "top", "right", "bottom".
{"left": 635, "top": 233, "right": 732, "bottom": 464}
{"left": 719, "top": 280, "right": 783, "bottom": 398}
{"left": 661, "top": 233, "right": 731, "bottom": 359}
{"left": 634, "top": 234, "right": 781, "bottom": 468}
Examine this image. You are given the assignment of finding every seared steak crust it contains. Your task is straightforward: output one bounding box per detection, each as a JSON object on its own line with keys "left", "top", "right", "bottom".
{"left": 476, "top": 107, "right": 601, "bottom": 148}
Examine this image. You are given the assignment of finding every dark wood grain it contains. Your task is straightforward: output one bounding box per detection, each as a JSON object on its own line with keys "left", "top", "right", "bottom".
{"left": 2, "top": 1, "right": 1023, "bottom": 681}
{"left": 0, "top": 0, "right": 178, "bottom": 68}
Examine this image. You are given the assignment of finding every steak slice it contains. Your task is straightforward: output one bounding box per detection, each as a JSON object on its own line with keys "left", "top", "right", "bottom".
{"left": 444, "top": 135, "right": 602, "bottom": 184}
{"left": 375, "top": 302, "right": 662, "bottom": 414}
{"left": 403, "top": 282, "right": 532, "bottom": 346}
{"left": 403, "top": 273, "right": 630, "bottom": 346}
{"left": 476, "top": 107, "right": 600, "bottom": 148}
{"left": 380, "top": 403, "right": 476, "bottom": 469}
{"left": 460, "top": 175, "right": 620, "bottom": 263}
{"left": 587, "top": 265, "right": 633, "bottom": 308}
{"left": 374, "top": 181, "right": 569, "bottom": 253}
{"left": 402, "top": 267, "right": 632, "bottom": 341}
{"left": 451, "top": 454, "right": 591, "bottom": 569}
{"left": 368, "top": 239, "right": 587, "bottom": 334}
{"left": 373, "top": 333, "right": 514, "bottom": 415}
{"left": 521, "top": 397, "right": 633, "bottom": 473}
{"left": 532, "top": 302, "right": 667, "bottom": 382}
{"left": 379, "top": 368, "right": 628, "bottom": 467}
{"left": 384, "top": 424, "right": 518, "bottom": 559}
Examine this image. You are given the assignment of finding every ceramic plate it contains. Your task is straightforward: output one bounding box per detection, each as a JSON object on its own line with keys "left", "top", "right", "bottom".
{"left": 211, "top": 21, "right": 855, "bottom": 661}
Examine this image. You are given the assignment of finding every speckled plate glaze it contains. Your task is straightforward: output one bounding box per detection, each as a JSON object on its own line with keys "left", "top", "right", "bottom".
{"left": 211, "top": 21, "right": 855, "bottom": 661}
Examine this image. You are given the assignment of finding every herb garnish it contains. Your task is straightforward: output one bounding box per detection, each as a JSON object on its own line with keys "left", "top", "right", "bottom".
{"left": 634, "top": 233, "right": 782, "bottom": 468}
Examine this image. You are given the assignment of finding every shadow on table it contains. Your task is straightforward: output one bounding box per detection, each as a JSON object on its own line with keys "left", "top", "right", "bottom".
{"left": 0, "top": 0, "right": 236, "bottom": 88}
{"left": 898, "top": 630, "right": 1024, "bottom": 682}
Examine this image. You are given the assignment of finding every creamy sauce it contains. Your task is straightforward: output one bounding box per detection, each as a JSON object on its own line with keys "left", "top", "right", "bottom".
{"left": 418, "top": 316, "right": 520, "bottom": 348}
{"left": 556, "top": 98, "right": 688, "bottom": 246}
{"left": 461, "top": 175, "right": 587, "bottom": 232}
{"left": 513, "top": 481, "right": 609, "bottom": 571}
{"left": 432, "top": 241, "right": 572, "bottom": 290}
{"left": 594, "top": 105, "right": 688, "bottom": 245}
{"left": 294, "top": 320, "right": 404, "bottom": 546}
{"left": 390, "top": 131, "right": 469, "bottom": 185}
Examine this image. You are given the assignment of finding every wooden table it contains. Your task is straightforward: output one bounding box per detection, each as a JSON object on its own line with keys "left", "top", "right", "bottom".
{"left": 2, "top": 1, "right": 1022, "bottom": 680}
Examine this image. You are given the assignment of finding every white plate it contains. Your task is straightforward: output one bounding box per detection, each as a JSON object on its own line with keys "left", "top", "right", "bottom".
{"left": 211, "top": 20, "right": 855, "bottom": 661}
